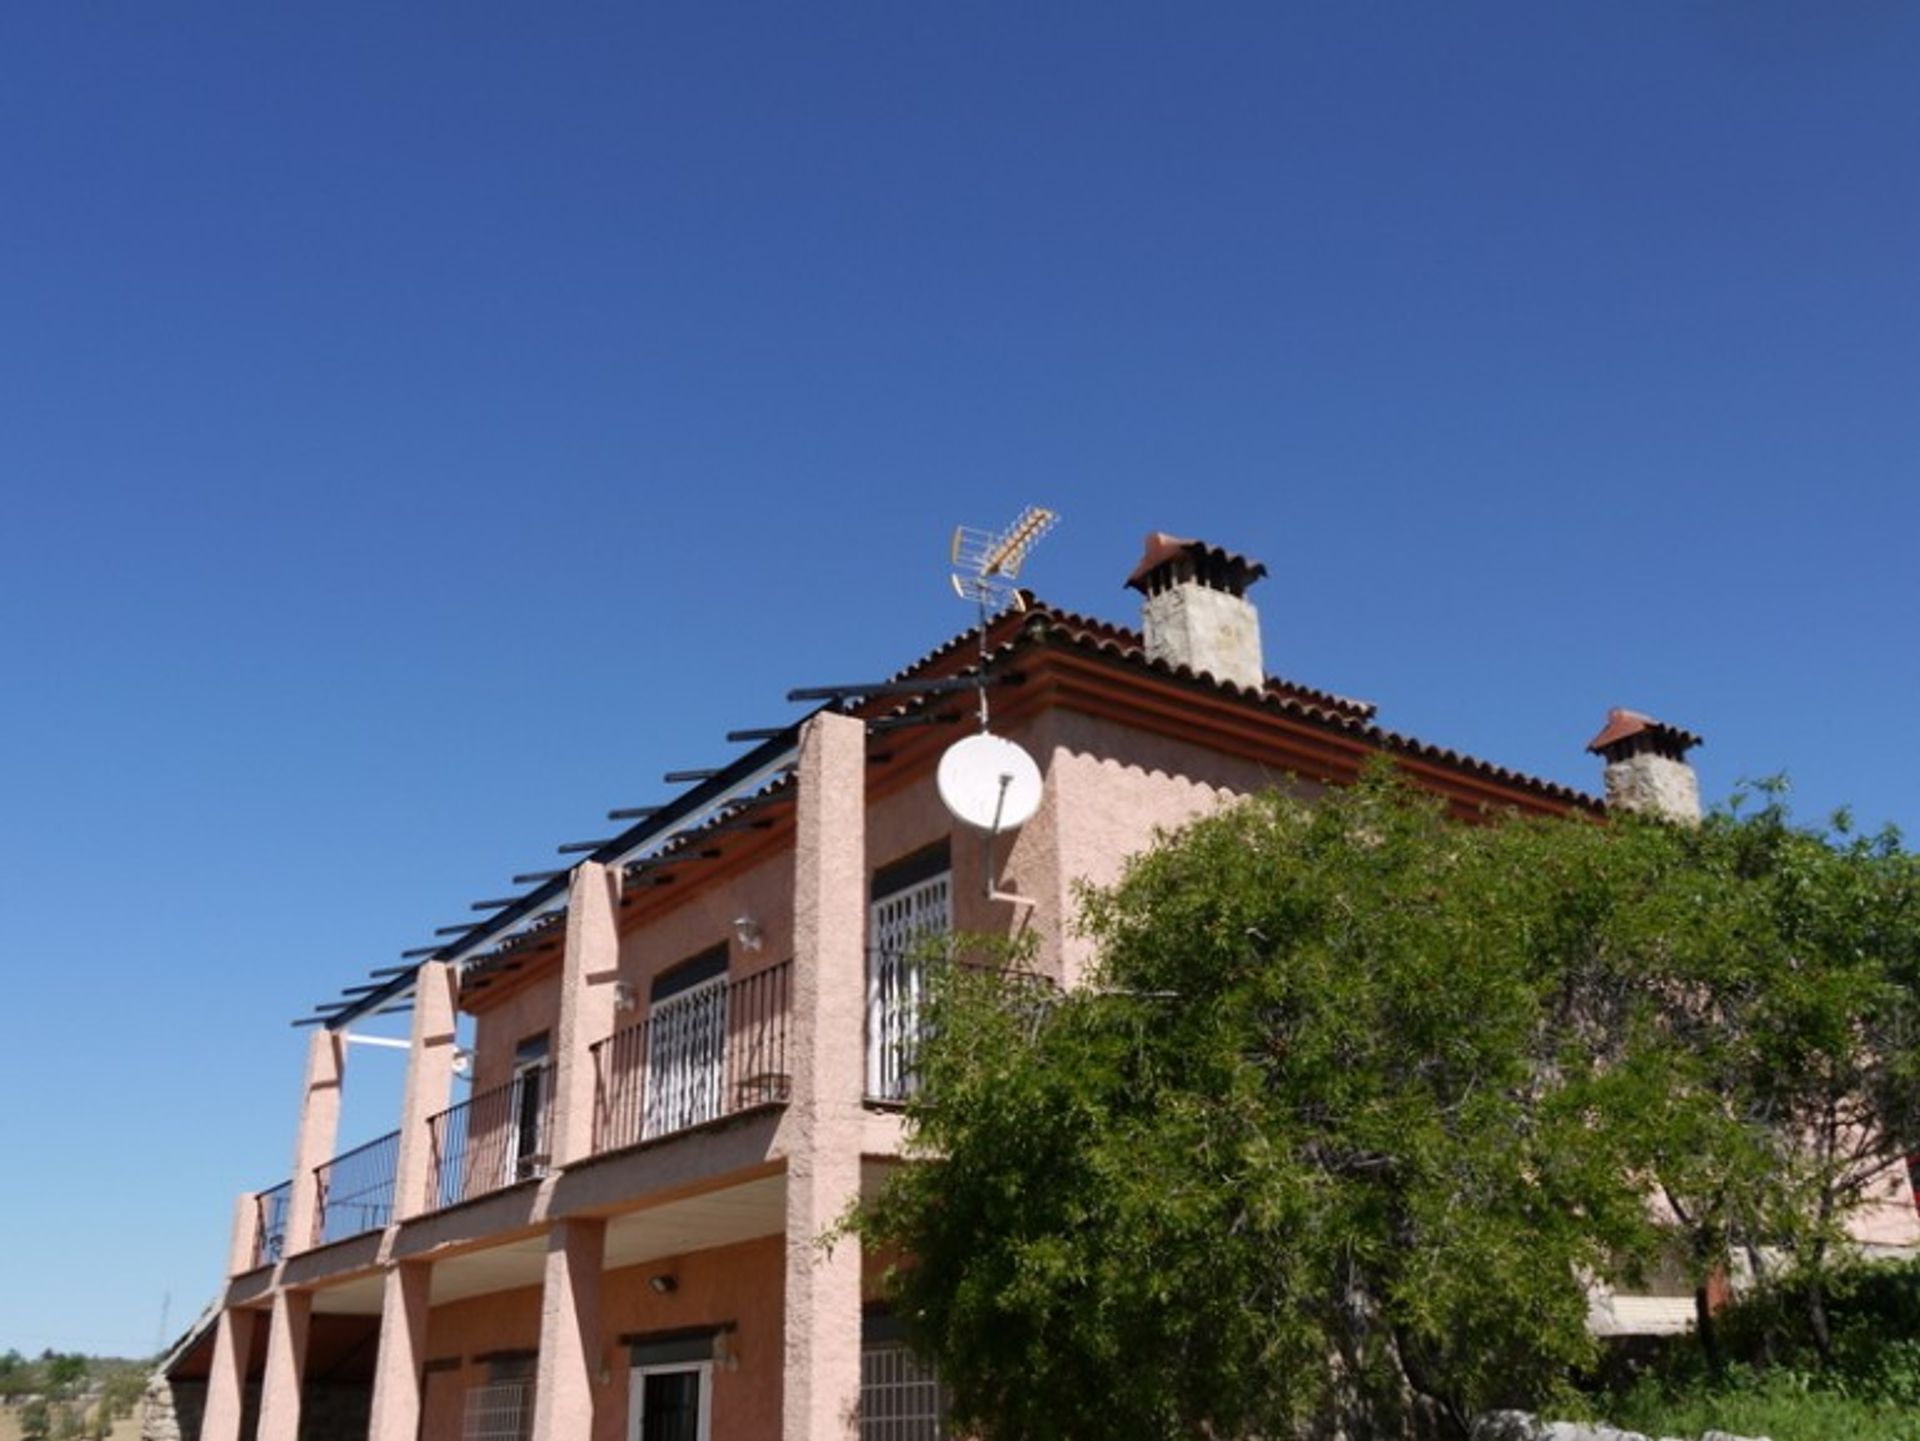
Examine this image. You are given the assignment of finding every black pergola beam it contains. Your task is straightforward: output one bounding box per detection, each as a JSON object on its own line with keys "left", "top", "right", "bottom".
{"left": 786, "top": 673, "right": 1018, "bottom": 702}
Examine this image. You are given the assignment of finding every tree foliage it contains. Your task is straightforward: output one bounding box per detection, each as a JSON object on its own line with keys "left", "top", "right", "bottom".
{"left": 861, "top": 768, "right": 1920, "bottom": 1440}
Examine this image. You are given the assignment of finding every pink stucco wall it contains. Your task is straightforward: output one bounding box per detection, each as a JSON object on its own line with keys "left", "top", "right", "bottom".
{"left": 417, "top": 1235, "right": 785, "bottom": 1441}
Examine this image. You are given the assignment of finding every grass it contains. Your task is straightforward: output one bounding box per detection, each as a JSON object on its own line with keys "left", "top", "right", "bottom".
{"left": 1598, "top": 1369, "right": 1920, "bottom": 1441}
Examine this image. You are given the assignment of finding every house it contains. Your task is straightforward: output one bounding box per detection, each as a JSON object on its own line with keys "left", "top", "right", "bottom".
{"left": 152, "top": 531, "right": 1919, "bottom": 1441}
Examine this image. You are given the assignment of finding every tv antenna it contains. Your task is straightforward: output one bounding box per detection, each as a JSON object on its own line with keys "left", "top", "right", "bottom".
{"left": 938, "top": 506, "right": 1056, "bottom": 904}
{"left": 949, "top": 505, "right": 1056, "bottom": 615}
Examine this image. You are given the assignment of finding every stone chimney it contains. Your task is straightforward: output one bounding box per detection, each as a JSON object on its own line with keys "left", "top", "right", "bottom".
{"left": 1124, "top": 533, "right": 1269, "bottom": 691}
{"left": 1586, "top": 708, "right": 1703, "bottom": 823}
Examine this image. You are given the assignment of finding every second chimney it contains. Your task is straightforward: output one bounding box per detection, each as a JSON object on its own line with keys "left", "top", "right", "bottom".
{"left": 1586, "top": 708, "right": 1704, "bottom": 823}
{"left": 1125, "top": 533, "right": 1269, "bottom": 691}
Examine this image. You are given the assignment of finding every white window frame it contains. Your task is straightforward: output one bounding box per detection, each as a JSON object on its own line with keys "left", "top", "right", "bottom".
{"left": 866, "top": 870, "right": 952, "bottom": 1101}
{"left": 628, "top": 1360, "right": 713, "bottom": 1441}
{"left": 643, "top": 973, "right": 730, "bottom": 1140}
{"left": 504, "top": 1047, "right": 551, "bottom": 1186}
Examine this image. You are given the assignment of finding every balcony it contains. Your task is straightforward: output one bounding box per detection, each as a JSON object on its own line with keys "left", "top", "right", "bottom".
{"left": 591, "top": 961, "right": 792, "bottom": 1154}
{"left": 253, "top": 1179, "right": 291, "bottom": 1269}
{"left": 426, "top": 1058, "right": 555, "bottom": 1211}
{"left": 312, "top": 1129, "right": 399, "bottom": 1246}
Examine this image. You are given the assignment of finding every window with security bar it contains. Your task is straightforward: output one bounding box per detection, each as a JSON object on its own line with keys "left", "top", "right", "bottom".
{"left": 860, "top": 1342, "right": 949, "bottom": 1441}
{"left": 644, "top": 974, "right": 729, "bottom": 1139}
{"left": 867, "top": 844, "right": 952, "bottom": 1102}
{"left": 462, "top": 1357, "right": 535, "bottom": 1441}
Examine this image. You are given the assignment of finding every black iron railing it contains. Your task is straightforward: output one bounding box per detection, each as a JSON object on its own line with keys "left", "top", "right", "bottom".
{"left": 253, "top": 1180, "right": 291, "bottom": 1269}
{"left": 591, "top": 961, "right": 792, "bottom": 1155}
{"left": 312, "top": 1129, "right": 400, "bottom": 1246}
{"left": 425, "top": 1059, "right": 554, "bottom": 1212}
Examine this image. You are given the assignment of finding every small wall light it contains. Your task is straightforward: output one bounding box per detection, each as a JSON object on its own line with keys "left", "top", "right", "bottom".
{"left": 648, "top": 1273, "right": 677, "bottom": 1295}
{"left": 450, "top": 1047, "right": 473, "bottom": 1079}
{"left": 614, "top": 981, "right": 639, "bottom": 1013}
{"left": 732, "top": 915, "right": 764, "bottom": 952}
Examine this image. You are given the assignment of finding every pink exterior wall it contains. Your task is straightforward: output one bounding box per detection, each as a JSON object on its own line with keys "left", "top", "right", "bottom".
{"left": 618, "top": 847, "right": 797, "bottom": 989}
{"left": 417, "top": 1235, "right": 784, "bottom": 1441}
{"left": 470, "top": 972, "right": 564, "bottom": 1096}
{"left": 1040, "top": 707, "right": 1311, "bottom": 984}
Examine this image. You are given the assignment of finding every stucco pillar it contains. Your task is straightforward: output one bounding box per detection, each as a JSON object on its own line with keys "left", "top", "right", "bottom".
{"left": 229, "top": 1192, "right": 263, "bottom": 1276}
{"left": 391, "top": 961, "right": 458, "bottom": 1223}
{"left": 552, "top": 863, "right": 622, "bottom": 1167}
{"left": 530, "top": 1218, "right": 606, "bottom": 1441}
{"left": 200, "top": 1306, "right": 258, "bottom": 1441}
{"left": 367, "top": 1261, "right": 432, "bottom": 1441}
{"left": 284, "top": 1030, "right": 345, "bottom": 1256}
{"left": 782, "top": 710, "right": 867, "bottom": 1441}
{"left": 255, "top": 1288, "right": 311, "bottom": 1441}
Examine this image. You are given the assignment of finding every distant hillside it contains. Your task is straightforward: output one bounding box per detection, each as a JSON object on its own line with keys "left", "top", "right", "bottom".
{"left": 0, "top": 1352, "right": 148, "bottom": 1441}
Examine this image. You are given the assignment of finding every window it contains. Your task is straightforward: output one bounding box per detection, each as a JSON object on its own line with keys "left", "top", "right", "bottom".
{"left": 463, "top": 1356, "right": 535, "bottom": 1441}
{"left": 507, "top": 1034, "right": 551, "bottom": 1184}
{"left": 644, "top": 946, "right": 730, "bottom": 1140}
{"left": 861, "top": 1314, "right": 948, "bottom": 1440}
{"left": 867, "top": 843, "right": 953, "bottom": 1102}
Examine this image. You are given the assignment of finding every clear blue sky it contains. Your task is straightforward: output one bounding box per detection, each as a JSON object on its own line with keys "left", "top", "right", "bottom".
{"left": 2, "top": 4, "right": 1916, "bottom": 1357}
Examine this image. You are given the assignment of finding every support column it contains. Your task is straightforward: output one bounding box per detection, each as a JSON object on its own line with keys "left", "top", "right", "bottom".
{"left": 200, "top": 1306, "right": 258, "bottom": 1441}
{"left": 531, "top": 1218, "right": 607, "bottom": 1441}
{"left": 782, "top": 711, "right": 868, "bottom": 1441}
{"left": 391, "top": 961, "right": 458, "bottom": 1223}
{"left": 284, "top": 1030, "right": 346, "bottom": 1256}
{"left": 367, "top": 1261, "right": 432, "bottom": 1441}
{"left": 228, "top": 1192, "right": 262, "bottom": 1277}
{"left": 552, "top": 863, "right": 621, "bottom": 1167}
{"left": 255, "top": 1288, "right": 311, "bottom": 1441}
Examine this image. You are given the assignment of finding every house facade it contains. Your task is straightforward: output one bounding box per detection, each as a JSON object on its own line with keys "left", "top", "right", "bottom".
{"left": 154, "top": 533, "right": 1918, "bottom": 1441}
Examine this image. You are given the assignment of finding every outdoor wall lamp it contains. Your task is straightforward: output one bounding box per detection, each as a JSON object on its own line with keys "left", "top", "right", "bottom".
{"left": 649, "top": 1273, "right": 678, "bottom": 1295}
{"left": 732, "top": 915, "right": 764, "bottom": 951}
{"left": 614, "top": 980, "right": 639, "bottom": 1012}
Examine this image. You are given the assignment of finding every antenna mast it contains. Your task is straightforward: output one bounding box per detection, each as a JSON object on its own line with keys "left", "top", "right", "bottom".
{"left": 948, "top": 505, "right": 1057, "bottom": 729}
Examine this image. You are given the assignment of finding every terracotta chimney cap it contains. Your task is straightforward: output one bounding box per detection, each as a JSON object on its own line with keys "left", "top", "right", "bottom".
{"left": 1585, "top": 707, "right": 1703, "bottom": 759}
{"left": 1124, "top": 532, "right": 1269, "bottom": 595}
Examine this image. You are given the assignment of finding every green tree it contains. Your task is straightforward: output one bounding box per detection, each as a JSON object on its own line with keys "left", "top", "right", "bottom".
{"left": 867, "top": 774, "right": 1697, "bottom": 1438}
{"left": 19, "top": 1396, "right": 52, "bottom": 1441}
{"left": 862, "top": 770, "right": 1920, "bottom": 1439}
{"left": 42, "top": 1355, "right": 87, "bottom": 1394}
{"left": 1643, "top": 788, "right": 1920, "bottom": 1362}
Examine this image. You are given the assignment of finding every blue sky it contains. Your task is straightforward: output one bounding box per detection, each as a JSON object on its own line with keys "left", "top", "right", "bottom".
{"left": 2, "top": 4, "right": 1917, "bottom": 1356}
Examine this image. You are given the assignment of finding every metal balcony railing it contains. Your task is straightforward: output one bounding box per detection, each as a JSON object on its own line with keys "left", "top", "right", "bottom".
{"left": 253, "top": 1180, "right": 292, "bottom": 1269}
{"left": 867, "top": 960, "right": 1057, "bottom": 1104}
{"left": 591, "top": 961, "right": 792, "bottom": 1155}
{"left": 312, "top": 1129, "right": 400, "bottom": 1246}
{"left": 426, "top": 1059, "right": 555, "bottom": 1212}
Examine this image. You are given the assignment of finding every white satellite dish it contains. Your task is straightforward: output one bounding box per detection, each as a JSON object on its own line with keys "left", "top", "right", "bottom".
{"left": 938, "top": 732, "right": 1043, "bottom": 833}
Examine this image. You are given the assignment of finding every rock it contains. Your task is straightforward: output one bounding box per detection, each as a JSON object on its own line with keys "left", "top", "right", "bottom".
{"left": 1472, "top": 1412, "right": 1770, "bottom": 1441}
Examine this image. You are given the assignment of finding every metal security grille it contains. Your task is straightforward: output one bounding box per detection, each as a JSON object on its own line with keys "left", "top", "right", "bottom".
{"left": 643, "top": 976, "right": 729, "bottom": 1140}
{"left": 461, "top": 1379, "right": 534, "bottom": 1441}
{"left": 860, "top": 1343, "right": 948, "bottom": 1441}
{"left": 866, "top": 870, "right": 952, "bottom": 1101}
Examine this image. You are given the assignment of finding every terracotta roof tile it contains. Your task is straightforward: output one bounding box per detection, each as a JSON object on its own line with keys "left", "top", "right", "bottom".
{"left": 1123, "top": 532, "right": 1269, "bottom": 593}
{"left": 1585, "top": 708, "right": 1703, "bottom": 757}
{"left": 879, "top": 596, "right": 1595, "bottom": 812}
